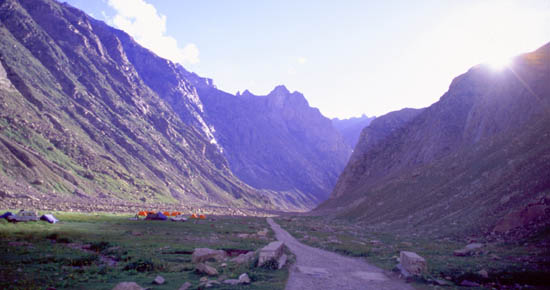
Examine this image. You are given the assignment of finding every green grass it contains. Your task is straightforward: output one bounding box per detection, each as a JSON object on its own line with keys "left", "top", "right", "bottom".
{"left": 0, "top": 212, "right": 290, "bottom": 289}
{"left": 276, "top": 216, "right": 550, "bottom": 289}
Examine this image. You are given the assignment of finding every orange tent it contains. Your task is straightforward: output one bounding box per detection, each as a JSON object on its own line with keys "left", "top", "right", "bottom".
{"left": 163, "top": 211, "right": 170, "bottom": 216}
{"left": 199, "top": 214, "right": 206, "bottom": 219}
{"left": 147, "top": 211, "right": 155, "bottom": 215}
{"left": 171, "top": 211, "right": 181, "bottom": 216}
{"left": 138, "top": 211, "right": 147, "bottom": 216}
{"left": 190, "top": 213, "right": 198, "bottom": 219}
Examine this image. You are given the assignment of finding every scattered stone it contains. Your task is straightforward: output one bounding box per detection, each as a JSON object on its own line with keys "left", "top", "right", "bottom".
{"left": 178, "top": 282, "right": 192, "bottom": 290}
{"left": 112, "top": 282, "right": 145, "bottom": 290}
{"left": 257, "top": 228, "right": 268, "bottom": 236}
{"left": 401, "top": 241, "right": 413, "bottom": 247}
{"left": 223, "top": 279, "right": 240, "bottom": 285}
{"left": 196, "top": 263, "right": 218, "bottom": 276}
{"left": 231, "top": 251, "right": 255, "bottom": 264}
{"left": 237, "top": 233, "right": 249, "bottom": 238}
{"left": 454, "top": 243, "right": 484, "bottom": 256}
{"left": 153, "top": 275, "right": 165, "bottom": 285}
{"left": 221, "top": 262, "right": 227, "bottom": 267}
{"left": 460, "top": 280, "right": 480, "bottom": 287}
{"left": 258, "top": 241, "right": 284, "bottom": 267}
{"left": 238, "top": 273, "right": 251, "bottom": 284}
{"left": 399, "top": 251, "right": 427, "bottom": 276}
{"left": 192, "top": 248, "right": 227, "bottom": 263}
{"left": 478, "top": 269, "right": 489, "bottom": 279}
{"left": 434, "top": 279, "right": 453, "bottom": 286}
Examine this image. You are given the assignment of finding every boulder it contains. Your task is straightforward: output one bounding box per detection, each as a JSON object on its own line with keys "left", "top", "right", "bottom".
{"left": 196, "top": 263, "right": 218, "bottom": 276}
{"left": 238, "top": 273, "right": 251, "bottom": 284}
{"left": 223, "top": 279, "right": 240, "bottom": 285}
{"left": 399, "top": 251, "right": 427, "bottom": 275}
{"left": 153, "top": 275, "right": 165, "bottom": 285}
{"left": 178, "top": 282, "right": 192, "bottom": 290}
{"left": 112, "top": 282, "right": 145, "bottom": 290}
{"left": 258, "top": 241, "right": 284, "bottom": 267}
{"left": 231, "top": 251, "right": 255, "bottom": 264}
{"left": 192, "top": 248, "right": 227, "bottom": 263}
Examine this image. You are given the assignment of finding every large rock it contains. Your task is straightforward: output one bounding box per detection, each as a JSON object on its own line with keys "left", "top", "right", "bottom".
{"left": 153, "top": 275, "right": 165, "bottom": 285}
{"left": 192, "top": 248, "right": 227, "bottom": 263}
{"left": 231, "top": 251, "right": 255, "bottom": 264}
{"left": 258, "top": 241, "right": 284, "bottom": 267}
{"left": 112, "top": 282, "right": 145, "bottom": 290}
{"left": 196, "top": 263, "right": 218, "bottom": 276}
{"left": 178, "top": 282, "right": 192, "bottom": 290}
{"left": 399, "top": 251, "right": 427, "bottom": 276}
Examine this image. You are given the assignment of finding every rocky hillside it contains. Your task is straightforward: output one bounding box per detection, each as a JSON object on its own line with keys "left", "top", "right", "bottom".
{"left": 181, "top": 75, "right": 351, "bottom": 204}
{"left": 332, "top": 114, "right": 375, "bottom": 148}
{"left": 318, "top": 43, "right": 550, "bottom": 237}
{"left": 0, "top": 0, "right": 307, "bottom": 210}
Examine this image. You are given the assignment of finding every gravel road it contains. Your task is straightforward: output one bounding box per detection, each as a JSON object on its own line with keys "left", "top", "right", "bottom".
{"left": 267, "top": 218, "right": 413, "bottom": 290}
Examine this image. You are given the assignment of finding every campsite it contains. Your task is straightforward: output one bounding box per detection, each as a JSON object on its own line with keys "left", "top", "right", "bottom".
{"left": 0, "top": 210, "right": 291, "bottom": 289}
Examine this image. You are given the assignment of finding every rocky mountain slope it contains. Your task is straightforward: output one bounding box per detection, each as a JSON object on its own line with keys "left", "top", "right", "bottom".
{"left": 182, "top": 76, "right": 351, "bottom": 205}
{"left": 317, "top": 43, "right": 550, "bottom": 237}
{"left": 0, "top": 0, "right": 306, "bottom": 210}
{"left": 332, "top": 114, "right": 375, "bottom": 148}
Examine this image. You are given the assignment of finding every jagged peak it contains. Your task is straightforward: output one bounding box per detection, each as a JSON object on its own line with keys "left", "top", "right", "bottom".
{"left": 269, "top": 85, "right": 290, "bottom": 95}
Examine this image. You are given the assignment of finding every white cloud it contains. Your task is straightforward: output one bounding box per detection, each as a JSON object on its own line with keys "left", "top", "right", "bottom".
{"left": 298, "top": 57, "right": 307, "bottom": 64}
{"left": 107, "top": 0, "right": 199, "bottom": 65}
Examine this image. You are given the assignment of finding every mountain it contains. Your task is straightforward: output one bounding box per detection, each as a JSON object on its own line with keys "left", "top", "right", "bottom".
{"left": 317, "top": 43, "right": 550, "bottom": 237}
{"left": 180, "top": 75, "right": 351, "bottom": 205}
{"left": 0, "top": 0, "right": 350, "bottom": 211}
{"left": 0, "top": 0, "right": 304, "bottom": 211}
{"left": 332, "top": 114, "right": 375, "bottom": 148}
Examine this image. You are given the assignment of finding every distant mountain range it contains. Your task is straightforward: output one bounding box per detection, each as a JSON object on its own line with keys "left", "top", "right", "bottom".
{"left": 317, "top": 42, "right": 550, "bottom": 236}
{"left": 0, "top": 0, "right": 351, "bottom": 210}
{"left": 332, "top": 115, "right": 375, "bottom": 149}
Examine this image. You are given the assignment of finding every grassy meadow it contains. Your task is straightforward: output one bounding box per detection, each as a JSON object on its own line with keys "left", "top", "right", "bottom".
{"left": 0, "top": 211, "right": 290, "bottom": 290}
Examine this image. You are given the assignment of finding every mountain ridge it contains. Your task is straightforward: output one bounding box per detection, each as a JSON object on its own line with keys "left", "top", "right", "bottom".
{"left": 317, "top": 42, "right": 550, "bottom": 236}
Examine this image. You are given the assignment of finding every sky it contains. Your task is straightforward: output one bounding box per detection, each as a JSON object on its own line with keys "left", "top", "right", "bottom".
{"left": 63, "top": 0, "right": 550, "bottom": 118}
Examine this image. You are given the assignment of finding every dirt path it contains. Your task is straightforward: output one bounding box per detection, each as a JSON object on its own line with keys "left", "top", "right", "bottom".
{"left": 267, "top": 218, "right": 413, "bottom": 290}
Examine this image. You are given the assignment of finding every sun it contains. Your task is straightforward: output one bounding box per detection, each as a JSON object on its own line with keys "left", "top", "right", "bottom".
{"left": 486, "top": 56, "right": 512, "bottom": 71}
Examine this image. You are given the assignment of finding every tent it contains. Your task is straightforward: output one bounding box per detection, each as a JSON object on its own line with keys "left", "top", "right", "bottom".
{"left": 199, "top": 214, "right": 206, "bottom": 220}
{"left": 190, "top": 213, "right": 198, "bottom": 219}
{"left": 145, "top": 212, "right": 167, "bottom": 221}
{"left": 40, "top": 214, "right": 59, "bottom": 224}
{"left": 170, "top": 215, "right": 187, "bottom": 222}
{"left": 138, "top": 211, "right": 147, "bottom": 216}
{"left": 162, "top": 211, "right": 170, "bottom": 216}
{"left": 8, "top": 210, "right": 39, "bottom": 222}
{"left": 170, "top": 211, "right": 181, "bottom": 216}
{"left": 0, "top": 211, "right": 13, "bottom": 219}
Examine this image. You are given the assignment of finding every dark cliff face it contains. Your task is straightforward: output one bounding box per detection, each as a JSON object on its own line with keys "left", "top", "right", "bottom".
{"left": 0, "top": 0, "right": 280, "bottom": 208}
{"left": 183, "top": 77, "right": 351, "bottom": 205}
{"left": 332, "top": 115, "right": 375, "bottom": 149}
{"left": 318, "top": 43, "right": 550, "bottom": 234}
